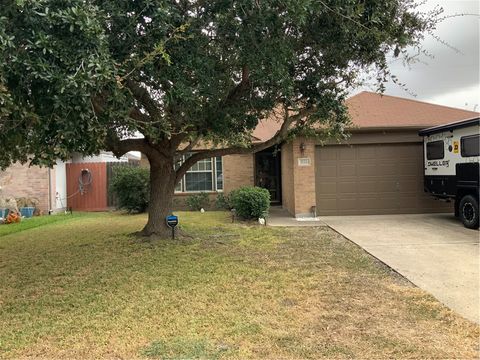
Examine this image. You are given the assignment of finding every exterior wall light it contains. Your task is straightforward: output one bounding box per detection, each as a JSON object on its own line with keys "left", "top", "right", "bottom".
{"left": 300, "top": 142, "right": 306, "bottom": 153}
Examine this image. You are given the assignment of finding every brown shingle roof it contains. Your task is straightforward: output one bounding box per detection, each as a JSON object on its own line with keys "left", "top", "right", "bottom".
{"left": 252, "top": 91, "right": 479, "bottom": 141}
{"left": 346, "top": 91, "right": 479, "bottom": 129}
{"left": 252, "top": 116, "right": 282, "bottom": 142}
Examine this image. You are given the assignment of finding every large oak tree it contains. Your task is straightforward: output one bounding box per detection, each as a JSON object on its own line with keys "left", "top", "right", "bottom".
{"left": 0, "top": 0, "right": 438, "bottom": 236}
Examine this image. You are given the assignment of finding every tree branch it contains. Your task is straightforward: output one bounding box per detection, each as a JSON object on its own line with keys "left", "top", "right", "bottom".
{"left": 175, "top": 105, "right": 314, "bottom": 183}
{"left": 124, "top": 79, "right": 161, "bottom": 119}
{"left": 177, "top": 136, "right": 201, "bottom": 155}
{"left": 169, "top": 133, "right": 188, "bottom": 150}
{"left": 105, "top": 136, "right": 167, "bottom": 162}
{"left": 129, "top": 107, "right": 151, "bottom": 124}
{"left": 93, "top": 92, "right": 168, "bottom": 161}
{"left": 92, "top": 93, "right": 152, "bottom": 126}
{"left": 91, "top": 93, "right": 107, "bottom": 115}
{"left": 225, "top": 65, "right": 250, "bottom": 103}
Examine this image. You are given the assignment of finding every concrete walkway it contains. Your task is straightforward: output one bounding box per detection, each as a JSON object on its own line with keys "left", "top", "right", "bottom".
{"left": 319, "top": 213, "right": 480, "bottom": 324}
{"left": 267, "top": 207, "right": 327, "bottom": 227}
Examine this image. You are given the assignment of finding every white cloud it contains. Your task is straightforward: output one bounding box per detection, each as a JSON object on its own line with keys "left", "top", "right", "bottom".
{"left": 427, "top": 84, "right": 480, "bottom": 111}
{"left": 359, "top": 0, "right": 480, "bottom": 110}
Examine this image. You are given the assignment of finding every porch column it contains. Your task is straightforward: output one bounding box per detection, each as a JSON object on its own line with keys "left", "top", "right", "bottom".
{"left": 292, "top": 137, "right": 317, "bottom": 217}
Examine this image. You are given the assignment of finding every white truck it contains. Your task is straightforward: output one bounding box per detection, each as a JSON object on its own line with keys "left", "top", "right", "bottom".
{"left": 419, "top": 117, "right": 479, "bottom": 229}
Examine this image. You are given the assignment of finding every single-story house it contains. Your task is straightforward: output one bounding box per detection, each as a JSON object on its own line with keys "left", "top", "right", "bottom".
{"left": 0, "top": 151, "right": 139, "bottom": 213}
{"left": 154, "top": 91, "right": 478, "bottom": 217}
{"left": 2, "top": 91, "right": 478, "bottom": 216}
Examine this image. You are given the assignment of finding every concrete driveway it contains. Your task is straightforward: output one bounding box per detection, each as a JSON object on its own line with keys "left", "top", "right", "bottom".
{"left": 319, "top": 213, "right": 479, "bottom": 324}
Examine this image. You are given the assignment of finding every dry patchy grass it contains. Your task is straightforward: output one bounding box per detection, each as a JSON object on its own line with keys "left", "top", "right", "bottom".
{"left": 0, "top": 211, "right": 478, "bottom": 359}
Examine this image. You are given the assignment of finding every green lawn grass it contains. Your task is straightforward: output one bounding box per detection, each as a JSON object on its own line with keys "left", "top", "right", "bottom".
{"left": 0, "top": 212, "right": 478, "bottom": 359}
{"left": 0, "top": 212, "right": 91, "bottom": 237}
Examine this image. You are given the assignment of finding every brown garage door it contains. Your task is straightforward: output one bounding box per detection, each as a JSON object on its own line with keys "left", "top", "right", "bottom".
{"left": 315, "top": 143, "right": 452, "bottom": 215}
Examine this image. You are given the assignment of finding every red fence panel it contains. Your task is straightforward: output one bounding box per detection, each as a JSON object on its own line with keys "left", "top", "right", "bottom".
{"left": 66, "top": 162, "right": 108, "bottom": 211}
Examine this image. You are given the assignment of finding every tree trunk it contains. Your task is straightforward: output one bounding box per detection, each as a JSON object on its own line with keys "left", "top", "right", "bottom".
{"left": 141, "top": 159, "right": 176, "bottom": 237}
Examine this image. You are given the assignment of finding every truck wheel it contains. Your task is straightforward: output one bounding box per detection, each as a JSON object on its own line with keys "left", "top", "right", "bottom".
{"left": 459, "top": 195, "right": 479, "bottom": 229}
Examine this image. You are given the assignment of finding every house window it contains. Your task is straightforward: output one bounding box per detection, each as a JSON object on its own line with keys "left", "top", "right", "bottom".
{"left": 426, "top": 140, "right": 444, "bottom": 160}
{"left": 215, "top": 156, "right": 223, "bottom": 191}
{"left": 461, "top": 135, "right": 479, "bottom": 157}
{"left": 186, "top": 158, "right": 213, "bottom": 191}
{"left": 174, "top": 154, "right": 223, "bottom": 192}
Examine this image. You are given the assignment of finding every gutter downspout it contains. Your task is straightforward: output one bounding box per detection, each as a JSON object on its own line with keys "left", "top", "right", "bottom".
{"left": 48, "top": 168, "right": 52, "bottom": 214}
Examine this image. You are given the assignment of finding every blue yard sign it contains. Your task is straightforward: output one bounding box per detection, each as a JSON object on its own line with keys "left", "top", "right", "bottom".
{"left": 166, "top": 215, "right": 179, "bottom": 239}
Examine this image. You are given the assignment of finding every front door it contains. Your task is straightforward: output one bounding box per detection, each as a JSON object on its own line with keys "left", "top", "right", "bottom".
{"left": 255, "top": 148, "right": 281, "bottom": 204}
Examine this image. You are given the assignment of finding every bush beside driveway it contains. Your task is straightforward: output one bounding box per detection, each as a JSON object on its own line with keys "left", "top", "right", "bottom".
{"left": 0, "top": 212, "right": 478, "bottom": 359}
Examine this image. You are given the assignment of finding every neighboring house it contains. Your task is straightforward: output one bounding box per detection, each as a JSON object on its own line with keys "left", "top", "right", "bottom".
{"left": 70, "top": 151, "right": 140, "bottom": 164}
{"left": 0, "top": 163, "right": 53, "bottom": 213}
{"left": 0, "top": 151, "right": 139, "bottom": 213}
{"left": 143, "top": 91, "right": 478, "bottom": 217}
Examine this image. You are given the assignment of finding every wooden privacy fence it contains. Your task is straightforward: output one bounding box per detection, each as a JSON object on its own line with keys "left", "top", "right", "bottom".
{"left": 66, "top": 161, "right": 138, "bottom": 211}
{"left": 66, "top": 162, "right": 107, "bottom": 211}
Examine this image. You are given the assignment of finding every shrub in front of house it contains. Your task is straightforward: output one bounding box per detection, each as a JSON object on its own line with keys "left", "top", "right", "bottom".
{"left": 215, "top": 193, "right": 232, "bottom": 210}
{"left": 229, "top": 186, "right": 270, "bottom": 219}
{"left": 110, "top": 166, "right": 149, "bottom": 213}
{"left": 186, "top": 192, "right": 210, "bottom": 211}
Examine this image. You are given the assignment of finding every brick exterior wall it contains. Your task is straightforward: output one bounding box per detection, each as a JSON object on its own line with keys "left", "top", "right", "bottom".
{"left": 139, "top": 152, "right": 254, "bottom": 207}
{"left": 140, "top": 149, "right": 310, "bottom": 216}
{"left": 292, "top": 138, "right": 317, "bottom": 216}
{"left": 0, "top": 162, "right": 51, "bottom": 212}
{"left": 222, "top": 154, "right": 254, "bottom": 193}
{"left": 281, "top": 142, "right": 295, "bottom": 215}
{"left": 280, "top": 138, "right": 317, "bottom": 217}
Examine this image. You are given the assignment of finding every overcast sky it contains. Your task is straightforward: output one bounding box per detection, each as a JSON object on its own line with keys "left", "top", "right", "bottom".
{"left": 356, "top": 0, "right": 479, "bottom": 111}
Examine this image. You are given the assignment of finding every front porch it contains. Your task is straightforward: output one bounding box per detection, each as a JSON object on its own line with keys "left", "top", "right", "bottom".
{"left": 267, "top": 206, "right": 325, "bottom": 226}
